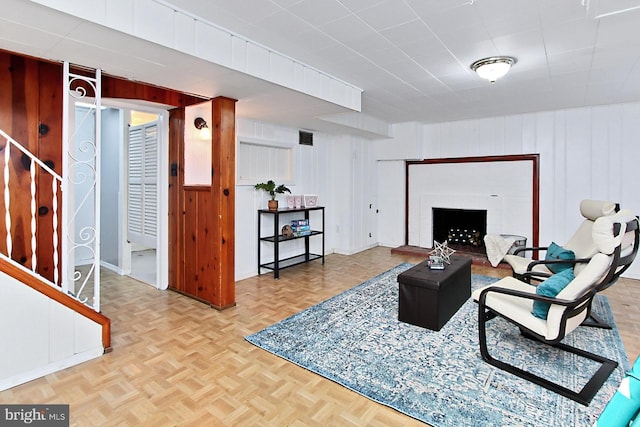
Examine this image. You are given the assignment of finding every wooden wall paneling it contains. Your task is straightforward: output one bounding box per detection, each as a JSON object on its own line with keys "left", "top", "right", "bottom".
{"left": 36, "top": 61, "right": 63, "bottom": 282}
{"left": 169, "top": 98, "right": 236, "bottom": 309}
{"left": 168, "top": 108, "right": 184, "bottom": 292}
{"left": 211, "top": 97, "right": 236, "bottom": 309}
{"left": 183, "top": 189, "right": 200, "bottom": 297}
{"left": 0, "top": 52, "right": 12, "bottom": 256}
{"left": 0, "top": 53, "right": 40, "bottom": 268}
{"left": 195, "top": 189, "right": 214, "bottom": 303}
{"left": 178, "top": 188, "right": 216, "bottom": 304}
{"left": 0, "top": 52, "right": 11, "bottom": 133}
{"left": 0, "top": 49, "right": 242, "bottom": 305}
{"left": 101, "top": 75, "right": 205, "bottom": 108}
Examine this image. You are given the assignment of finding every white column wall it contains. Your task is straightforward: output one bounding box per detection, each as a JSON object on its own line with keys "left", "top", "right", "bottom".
{"left": 375, "top": 160, "right": 406, "bottom": 248}
{"left": 331, "top": 136, "right": 378, "bottom": 256}
{"left": 374, "top": 101, "right": 640, "bottom": 279}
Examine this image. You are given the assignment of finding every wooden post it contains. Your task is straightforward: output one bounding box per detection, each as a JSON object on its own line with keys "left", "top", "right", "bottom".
{"left": 210, "top": 97, "right": 236, "bottom": 309}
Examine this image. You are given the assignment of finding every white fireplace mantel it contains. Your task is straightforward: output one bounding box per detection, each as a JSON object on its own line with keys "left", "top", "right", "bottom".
{"left": 407, "top": 160, "right": 533, "bottom": 248}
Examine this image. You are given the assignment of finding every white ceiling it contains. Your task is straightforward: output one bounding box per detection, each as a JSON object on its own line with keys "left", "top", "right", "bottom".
{"left": 2, "top": 0, "right": 640, "bottom": 135}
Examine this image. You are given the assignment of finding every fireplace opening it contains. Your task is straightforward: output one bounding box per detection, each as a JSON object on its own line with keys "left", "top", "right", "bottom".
{"left": 432, "top": 208, "right": 487, "bottom": 252}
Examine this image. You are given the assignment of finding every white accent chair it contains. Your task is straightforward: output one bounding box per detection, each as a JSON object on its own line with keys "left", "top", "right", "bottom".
{"left": 504, "top": 199, "right": 618, "bottom": 283}
{"left": 472, "top": 209, "right": 639, "bottom": 405}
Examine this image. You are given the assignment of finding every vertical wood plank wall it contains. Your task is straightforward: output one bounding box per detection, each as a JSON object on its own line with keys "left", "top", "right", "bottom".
{"left": 168, "top": 108, "right": 184, "bottom": 294}
{"left": 36, "top": 61, "right": 63, "bottom": 281}
{"left": 168, "top": 98, "right": 237, "bottom": 309}
{"left": 0, "top": 53, "right": 61, "bottom": 280}
{"left": 1, "top": 49, "right": 237, "bottom": 308}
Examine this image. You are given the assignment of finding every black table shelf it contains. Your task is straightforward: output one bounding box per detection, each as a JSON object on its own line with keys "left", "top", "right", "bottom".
{"left": 259, "top": 230, "right": 323, "bottom": 243}
{"left": 259, "top": 253, "right": 323, "bottom": 272}
{"left": 257, "top": 206, "right": 325, "bottom": 279}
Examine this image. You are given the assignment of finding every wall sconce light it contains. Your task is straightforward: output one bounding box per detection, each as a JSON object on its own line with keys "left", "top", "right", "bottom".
{"left": 194, "top": 117, "right": 208, "bottom": 130}
{"left": 194, "top": 117, "right": 211, "bottom": 140}
{"left": 470, "top": 56, "right": 516, "bottom": 83}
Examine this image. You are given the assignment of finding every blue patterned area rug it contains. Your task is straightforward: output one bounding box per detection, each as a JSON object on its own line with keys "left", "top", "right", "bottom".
{"left": 245, "top": 263, "right": 630, "bottom": 427}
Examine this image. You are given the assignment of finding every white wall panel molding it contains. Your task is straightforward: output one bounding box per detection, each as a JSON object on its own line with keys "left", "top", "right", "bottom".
{"left": 29, "top": 0, "right": 362, "bottom": 112}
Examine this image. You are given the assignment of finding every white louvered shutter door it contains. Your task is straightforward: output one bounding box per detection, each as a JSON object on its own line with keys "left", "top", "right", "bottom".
{"left": 128, "top": 122, "right": 158, "bottom": 248}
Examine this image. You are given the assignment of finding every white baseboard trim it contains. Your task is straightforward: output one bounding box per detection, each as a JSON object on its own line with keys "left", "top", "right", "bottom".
{"left": 100, "top": 261, "right": 124, "bottom": 275}
{"left": 333, "top": 243, "right": 377, "bottom": 256}
{"left": 0, "top": 347, "right": 104, "bottom": 392}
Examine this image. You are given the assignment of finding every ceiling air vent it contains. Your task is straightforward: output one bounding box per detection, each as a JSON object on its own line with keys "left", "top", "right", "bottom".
{"left": 299, "top": 130, "right": 313, "bottom": 146}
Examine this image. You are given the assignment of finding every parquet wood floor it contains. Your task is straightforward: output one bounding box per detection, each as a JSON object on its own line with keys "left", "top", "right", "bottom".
{"left": 1, "top": 247, "right": 638, "bottom": 426}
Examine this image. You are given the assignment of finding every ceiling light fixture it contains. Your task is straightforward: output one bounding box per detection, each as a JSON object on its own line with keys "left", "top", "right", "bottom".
{"left": 470, "top": 56, "right": 516, "bottom": 83}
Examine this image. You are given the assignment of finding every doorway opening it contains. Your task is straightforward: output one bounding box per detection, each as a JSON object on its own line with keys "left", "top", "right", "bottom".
{"left": 99, "top": 100, "right": 169, "bottom": 289}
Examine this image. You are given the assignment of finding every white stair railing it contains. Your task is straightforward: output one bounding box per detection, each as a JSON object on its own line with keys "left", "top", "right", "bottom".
{"left": 0, "top": 129, "right": 75, "bottom": 305}
{"left": 63, "top": 62, "right": 101, "bottom": 312}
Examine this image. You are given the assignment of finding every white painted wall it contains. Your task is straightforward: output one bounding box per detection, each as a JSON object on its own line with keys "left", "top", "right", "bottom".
{"left": 100, "top": 108, "right": 123, "bottom": 267}
{"left": 0, "top": 270, "right": 104, "bottom": 391}
{"left": 235, "top": 118, "right": 327, "bottom": 280}
{"left": 373, "top": 121, "right": 421, "bottom": 161}
{"left": 235, "top": 118, "right": 376, "bottom": 280}
{"left": 375, "top": 101, "right": 640, "bottom": 279}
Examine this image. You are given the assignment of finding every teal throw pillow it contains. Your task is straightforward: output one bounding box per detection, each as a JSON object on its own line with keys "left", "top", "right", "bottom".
{"left": 545, "top": 242, "right": 576, "bottom": 273}
{"left": 531, "top": 268, "right": 575, "bottom": 319}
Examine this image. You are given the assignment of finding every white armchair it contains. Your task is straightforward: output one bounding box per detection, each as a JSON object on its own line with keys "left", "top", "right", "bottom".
{"left": 472, "top": 209, "right": 639, "bottom": 405}
{"left": 504, "top": 199, "right": 618, "bottom": 283}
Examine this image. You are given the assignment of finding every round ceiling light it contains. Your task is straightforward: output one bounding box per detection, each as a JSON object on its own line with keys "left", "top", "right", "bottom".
{"left": 470, "top": 56, "right": 517, "bottom": 83}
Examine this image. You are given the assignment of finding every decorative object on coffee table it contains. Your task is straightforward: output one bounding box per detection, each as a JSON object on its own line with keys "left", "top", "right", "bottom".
{"left": 430, "top": 240, "right": 456, "bottom": 264}
{"left": 428, "top": 255, "right": 444, "bottom": 270}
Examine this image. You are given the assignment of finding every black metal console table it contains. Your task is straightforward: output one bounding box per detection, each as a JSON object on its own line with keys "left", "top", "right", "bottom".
{"left": 257, "top": 206, "right": 325, "bottom": 279}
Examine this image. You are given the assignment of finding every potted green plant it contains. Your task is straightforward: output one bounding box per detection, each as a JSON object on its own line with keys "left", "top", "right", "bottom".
{"left": 254, "top": 180, "right": 291, "bottom": 211}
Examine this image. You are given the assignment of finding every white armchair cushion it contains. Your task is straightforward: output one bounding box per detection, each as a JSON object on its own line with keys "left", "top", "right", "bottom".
{"left": 472, "top": 278, "right": 548, "bottom": 337}
{"left": 502, "top": 254, "right": 553, "bottom": 276}
{"left": 547, "top": 252, "right": 612, "bottom": 338}
{"left": 503, "top": 200, "right": 618, "bottom": 277}
{"left": 580, "top": 199, "right": 617, "bottom": 220}
{"left": 592, "top": 209, "right": 635, "bottom": 255}
{"left": 474, "top": 252, "right": 612, "bottom": 341}
{"left": 563, "top": 220, "right": 600, "bottom": 259}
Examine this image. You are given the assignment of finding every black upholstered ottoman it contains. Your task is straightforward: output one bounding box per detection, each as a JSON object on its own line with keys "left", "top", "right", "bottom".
{"left": 397, "top": 255, "right": 472, "bottom": 331}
